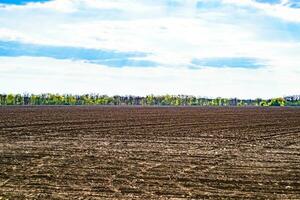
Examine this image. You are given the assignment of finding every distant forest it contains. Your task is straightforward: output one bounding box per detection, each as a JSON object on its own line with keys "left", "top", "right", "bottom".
{"left": 1, "top": 94, "right": 300, "bottom": 106}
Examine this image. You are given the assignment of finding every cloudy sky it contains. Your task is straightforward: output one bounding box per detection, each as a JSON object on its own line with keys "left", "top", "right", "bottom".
{"left": 0, "top": 0, "right": 299, "bottom": 98}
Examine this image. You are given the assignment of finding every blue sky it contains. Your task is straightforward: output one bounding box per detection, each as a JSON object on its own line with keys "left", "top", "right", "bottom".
{"left": 0, "top": 0, "right": 48, "bottom": 4}
{"left": 0, "top": 0, "right": 299, "bottom": 98}
{"left": 191, "top": 57, "right": 265, "bottom": 69}
{"left": 0, "top": 40, "right": 157, "bottom": 67}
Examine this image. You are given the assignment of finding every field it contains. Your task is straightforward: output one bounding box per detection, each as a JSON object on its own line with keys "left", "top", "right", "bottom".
{"left": 0, "top": 106, "right": 300, "bottom": 199}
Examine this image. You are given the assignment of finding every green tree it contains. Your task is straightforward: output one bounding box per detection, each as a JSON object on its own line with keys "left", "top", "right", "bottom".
{"left": 0, "top": 94, "right": 7, "bottom": 105}
{"left": 146, "top": 95, "right": 155, "bottom": 105}
{"left": 260, "top": 100, "right": 268, "bottom": 106}
{"left": 6, "top": 94, "right": 15, "bottom": 105}
{"left": 268, "top": 98, "right": 285, "bottom": 106}
{"left": 15, "top": 94, "right": 23, "bottom": 105}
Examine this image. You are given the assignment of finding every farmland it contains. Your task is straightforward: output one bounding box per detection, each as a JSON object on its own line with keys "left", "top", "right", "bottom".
{"left": 0, "top": 106, "right": 300, "bottom": 199}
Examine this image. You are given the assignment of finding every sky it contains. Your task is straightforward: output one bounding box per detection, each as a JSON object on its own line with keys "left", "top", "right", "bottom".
{"left": 0, "top": 0, "right": 299, "bottom": 98}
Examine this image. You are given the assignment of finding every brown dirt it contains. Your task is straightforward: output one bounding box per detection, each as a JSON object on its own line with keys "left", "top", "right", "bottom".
{"left": 0, "top": 106, "right": 300, "bottom": 199}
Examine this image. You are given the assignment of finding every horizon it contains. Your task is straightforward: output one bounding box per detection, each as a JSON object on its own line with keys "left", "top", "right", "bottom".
{"left": 0, "top": 0, "right": 300, "bottom": 98}
{"left": 1, "top": 92, "right": 299, "bottom": 100}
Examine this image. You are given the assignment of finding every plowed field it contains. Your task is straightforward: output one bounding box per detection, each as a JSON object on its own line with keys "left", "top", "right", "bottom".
{"left": 0, "top": 106, "right": 300, "bottom": 199}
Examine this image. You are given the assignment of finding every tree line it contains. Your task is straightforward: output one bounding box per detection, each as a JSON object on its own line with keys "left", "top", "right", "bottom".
{"left": 0, "top": 94, "right": 299, "bottom": 106}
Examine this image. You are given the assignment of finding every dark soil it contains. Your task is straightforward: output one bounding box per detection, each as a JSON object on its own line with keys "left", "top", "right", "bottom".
{"left": 0, "top": 106, "right": 300, "bottom": 199}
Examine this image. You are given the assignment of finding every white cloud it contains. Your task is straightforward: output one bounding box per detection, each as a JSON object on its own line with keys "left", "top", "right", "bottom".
{"left": 0, "top": 28, "right": 24, "bottom": 41}
{"left": 0, "top": 0, "right": 299, "bottom": 97}
{"left": 1, "top": 0, "right": 78, "bottom": 13}
{"left": 0, "top": 56, "right": 299, "bottom": 98}
{"left": 222, "top": 0, "right": 300, "bottom": 22}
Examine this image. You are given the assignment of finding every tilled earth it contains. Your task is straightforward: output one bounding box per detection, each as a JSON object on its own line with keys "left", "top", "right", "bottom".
{"left": 0, "top": 106, "right": 300, "bottom": 199}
